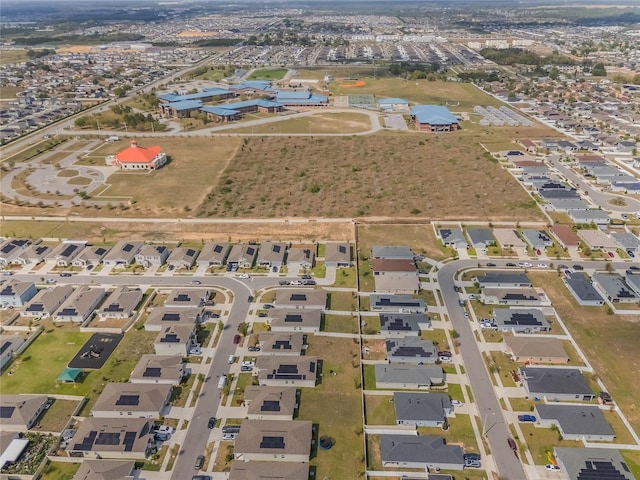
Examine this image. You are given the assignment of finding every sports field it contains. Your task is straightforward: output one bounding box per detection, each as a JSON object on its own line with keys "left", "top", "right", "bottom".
{"left": 246, "top": 68, "right": 288, "bottom": 80}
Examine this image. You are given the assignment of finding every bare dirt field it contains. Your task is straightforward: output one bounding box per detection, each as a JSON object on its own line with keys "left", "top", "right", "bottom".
{"left": 197, "top": 134, "right": 542, "bottom": 221}
{"left": 221, "top": 112, "right": 372, "bottom": 134}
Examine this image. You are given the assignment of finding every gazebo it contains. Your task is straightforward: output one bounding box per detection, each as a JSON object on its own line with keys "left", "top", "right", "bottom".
{"left": 57, "top": 367, "right": 82, "bottom": 384}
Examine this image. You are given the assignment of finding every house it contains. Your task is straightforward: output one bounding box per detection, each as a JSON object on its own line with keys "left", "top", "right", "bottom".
{"left": 478, "top": 273, "right": 532, "bottom": 289}
{"left": 369, "top": 294, "right": 426, "bottom": 313}
{"left": 229, "top": 462, "right": 309, "bottom": 480}
{"left": 439, "top": 228, "right": 468, "bottom": 248}
{"left": 286, "top": 247, "right": 315, "bottom": 271}
{"left": 611, "top": 232, "right": 640, "bottom": 253}
{"left": 378, "top": 97, "right": 409, "bottom": 111}
{"left": 0, "top": 431, "right": 29, "bottom": 470}
{"left": 12, "top": 244, "right": 50, "bottom": 265}
{"left": 97, "top": 287, "right": 143, "bottom": 320}
{"left": 564, "top": 272, "right": 605, "bottom": 306}
{"left": 227, "top": 244, "right": 258, "bottom": 269}
{"left": 386, "top": 337, "right": 439, "bottom": 364}
{"left": 105, "top": 140, "right": 167, "bottom": 170}
{"left": 492, "top": 308, "right": 551, "bottom": 333}
{"left": 258, "top": 332, "right": 305, "bottom": 356}
{"left": 375, "top": 364, "right": 445, "bottom": 389}
{"left": 627, "top": 274, "right": 640, "bottom": 297}
{"left": 466, "top": 228, "right": 496, "bottom": 248}
{"left": 568, "top": 209, "right": 611, "bottom": 225}
{"left": 481, "top": 287, "right": 550, "bottom": 306}
{"left": 410, "top": 105, "right": 460, "bottom": 132}
{"left": 0, "top": 279, "right": 37, "bottom": 307}
{"left": 135, "top": 244, "right": 170, "bottom": 267}
{"left": 592, "top": 273, "right": 639, "bottom": 304}
{"left": 22, "top": 284, "right": 74, "bottom": 317}
{"left": 372, "top": 246, "right": 413, "bottom": 260}
{"left": 379, "top": 313, "right": 431, "bottom": 336}
{"left": 519, "top": 139, "right": 538, "bottom": 154}
{"left": 374, "top": 275, "right": 420, "bottom": 294}
{"left": 274, "top": 289, "right": 326, "bottom": 310}
{"left": 268, "top": 309, "right": 321, "bottom": 333}
{"left": 492, "top": 229, "right": 527, "bottom": 249}
{"left": 144, "top": 307, "right": 205, "bottom": 331}
{"left": 536, "top": 405, "right": 614, "bottom": 441}
{"left": 102, "top": 241, "right": 143, "bottom": 266}
{"left": 46, "top": 241, "right": 86, "bottom": 267}
{"left": 154, "top": 324, "right": 197, "bottom": 356}
{"left": 257, "top": 242, "right": 288, "bottom": 268}
{"left": 554, "top": 447, "right": 634, "bottom": 480}
{"left": 164, "top": 289, "right": 210, "bottom": 308}
{"left": 0, "top": 238, "right": 31, "bottom": 265}
{"left": 504, "top": 336, "right": 569, "bottom": 364}
{"left": 129, "top": 354, "right": 185, "bottom": 385}
{"left": 244, "top": 386, "right": 297, "bottom": 421}
{"left": 577, "top": 230, "right": 618, "bottom": 251}
{"left": 69, "top": 417, "right": 155, "bottom": 459}
{"left": 372, "top": 259, "right": 417, "bottom": 277}
{"left": 91, "top": 383, "right": 172, "bottom": 418}
{"left": 0, "top": 394, "right": 49, "bottom": 430}
{"left": 324, "top": 242, "right": 351, "bottom": 267}
{"left": 166, "top": 246, "right": 199, "bottom": 269}
{"left": 234, "top": 419, "right": 313, "bottom": 462}
{"left": 54, "top": 287, "right": 105, "bottom": 323}
{"left": 197, "top": 242, "right": 231, "bottom": 267}
{"left": 547, "top": 197, "right": 590, "bottom": 211}
{"left": 380, "top": 435, "right": 465, "bottom": 470}
{"left": 0, "top": 335, "right": 26, "bottom": 373}
{"left": 71, "top": 459, "right": 136, "bottom": 480}
{"left": 550, "top": 225, "right": 580, "bottom": 248}
{"left": 520, "top": 229, "right": 554, "bottom": 249}
{"left": 393, "top": 392, "right": 452, "bottom": 427}
{"left": 72, "top": 245, "right": 110, "bottom": 267}
{"left": 256, "top": 356, "right": 318, "bottom": 388}
{"left": 520, "top": 367, "right": 595, "bottom": 402}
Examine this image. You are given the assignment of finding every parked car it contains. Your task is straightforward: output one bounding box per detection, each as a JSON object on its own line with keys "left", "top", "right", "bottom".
{"left": 59, "top": 272, "right": 72, "bottom": 277}
{"left": 189, "top": 347, "right": 202, "bottom": 355}
{"left": 627, "top": 250, "right": 635, "bottom": 258}
{"left": 257, "top": 312, "right": 267, "bottom": 317}
{"left": 239, "top": 273, "right": 250, "bottom": 279}
{"left": 437, "top": 351, "right": 452, "bottom": 358}
{"left": 458, "top": 299, "right": 465, "bottom": 307}
{"left": 535, "top": 249, "right": 542, "bottom": 255}
{"left": 607, "top": 251, "right": 615, "bottom": 258}
{"left": 272, "top": 266, "right": 279, "bottom": 272}
{"left": 558, "top": 264, "right": 568, "bottom": 269}
{"left": 303, "top": 280, "right": 316, "bottom": 285}
{"left": 438, "top": 356, "right": 452, "bottom": 363}
{"left": 154, "top": 433, "right": 170, "bottom": 441}
{"left": 518, "top": 414, "right": 537, "bottom": 422}
{"left": 464, "top": 453, "right": 481, "bottom": 461}
{"left": 240, "top": 365, "right": 253, "bottom": 372}
{"left": 621, "top": 213, "right": 628, "bottom": 220}
{"left": 290, "top": 280, "right": 302, "bottom": 285}
{"left": 262, "top": 304, "right": 274, "bottom": 309}
{"left": 545, "top": 464, "right": 561, "bottom": 471}
{"left": 463, "top": 312, "right": 469, "bottom": 319}
{"left": 45, "top": 278, "right": 56, "bottom": 284}
{"left": 506, "top": 263, "right": 517, "bottom": 267}
{"left": 168, "top": 265, "right": 175, "bottom": 271}
{"left": 247, "top": 345, "right": 261, "bottom": 352}
{"left": 222, "top": 432, "right": 237, "bottom": 440}
{"left": 518, "top": 262, "right": 532, "bottom": 268}
{"left": 279, "top": 280, "right": 290, "bottom": 285}
{"left": 451, "top": 400, "right": 463, "bottom": 407}
{"left": 241, "top": 361, "right": 255, "bottom": 368}
{"left": 630, "top": 266, "right": 640, "bottom": 271}
{"left": 233, "top": 334, "right": 241, "bottom": 345}
{"left": 194, "top": 455, "right": 205, "bottom": 470}
{"left": 156, "top": 426, "right": 174, "bottom": 435}
{"left": 486, "top": 262, "right": 496, "bottom": 267}
{"left": 2, "top": 271, "right": 15, "bottom": 276}
{"left": 465, "top": 459, "right": 481, "bottom": 468}
{"left": 190, "top": 280, "right": 201, "bottom": 285}
{"left": 507, "top": 437, "right": 518, "bottom": 455}
{"left": 228, "top": 355, "right": 235, "bottom": 364}
{"left": 207, "top": 417, "right": 216, "bottom": 429}
{"left": 301, "top": 274, "right": 312, "bottom": 280}
{"left": 192, "top": 475, "right": 212, "bottom": 480}
{"left": 573, "top": 265, "right": 584, "bottom": 271}
{"left": 537, "top": 263, "right": 547, "bottom": 268}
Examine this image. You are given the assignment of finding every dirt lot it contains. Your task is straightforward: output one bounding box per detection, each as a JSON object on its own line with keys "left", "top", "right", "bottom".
{"left": 221, "top": 112, "right": 372, "bottom": 134}
{"left": 198, "top": 134, "right": 542, "bottom": 221}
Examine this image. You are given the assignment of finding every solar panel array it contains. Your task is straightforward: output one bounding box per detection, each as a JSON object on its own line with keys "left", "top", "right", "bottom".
{"left": 273, "top": 340, "right": 292, "bottom": 350}
{"left": 290, "top": 294, "right": 308, "bottom": 301}
{"left": 474, "top": 106, "right": 534, "bottom": 127}
{"left": 162, "top": 313, "right": 181, "bottom": 321}
{"left": 382, "top": 316, "right": 413, "bottom": 331}
{"left": 123, "top": 431, "right": 137, "bottom": 452}
{"left": 577, "top": 460, "right": 629, "bottom": 480}
{"left": 60, "top": 244, "right": 79, "bottom": 258}
{"left": 0, "top": 406, "right": 16, "bottom": 418}
{"left": 504, "top": 313, "right": 544, "bottom": 327}
{"left": 283, "top": 314, "right": 303, "bottom": 323}
{"left": 122, "top": 244, "right": 135, "bottom": 252}
{"left": 259, "top": 436, "right": 286, "bottom": 449}
{"left": 143, "top": 367, "right": 162, "bottom": 377}
{"left": 115, "top": 394, "right": 140, "bottom": 406}
{"left": 73, "top": 430, "right": 98, "bottom": 450}
{"left": 0, "top": 341, "right": 12, "bottom": 355}
{"left": 260, "top": 400, "right": 282, "bottom": 412}
{"left": 95, "top": 432, "right": 120, "bottom": 445}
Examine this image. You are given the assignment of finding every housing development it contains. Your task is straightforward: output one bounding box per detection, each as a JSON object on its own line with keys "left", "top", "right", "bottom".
{"left": 1, "top": 2, "right": 640, "bottom": 480}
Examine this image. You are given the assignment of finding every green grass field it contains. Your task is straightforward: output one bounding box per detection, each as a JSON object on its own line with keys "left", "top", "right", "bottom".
{"left": 0, "top": 49, "right": 29, "bottom": 66}
{"left": 246, "top": 68, "right": 288, "bottom": 80}
{"left": 39, "top": 461, "right": 80, "bottom": 480}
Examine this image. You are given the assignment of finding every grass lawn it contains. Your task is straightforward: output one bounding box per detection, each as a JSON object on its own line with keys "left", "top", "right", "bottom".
{"left": 527, "top": 271, "right": 640, "bottom": 434}
{"left": 363, "top": 364, "right": 377, "bottom": 390}
{"left": 170, "top": 373, "right": 196, "bottom": 408}
{"left": 357, "top": 255, "right": 375, "bottom": 292}
{"left": 364, "top": 393, "right": 395, "bottom": 425}
{"left": 213, "top": 441, "right": 234, "bottom": 472}
{"left": 332, "top": 267, "right": 357, "bottom": 288}
{"left": 230, "top": 372, "right": 256, "bottom": 406}
{"left": 415, "top": 288, "right": 438, "bottom": 306}
{"left": 38, "top": 399, "right": 80, "bottom": 432}
{"left": 327, "top": 291, "right": 358, "bottom": 311}
{"left": 509, "top": 398, "right": 537, "bottom": 412}
{"left": 362, "top": 315, "right": 380, "bottom": 335}
{"left": 223, "top": 112, "right": 372, "bottom": 134}
{"left": 447, "top": 383, "right": 464, "bottom": 402}
{"left": 622, "top": 451, "right": 640, "bottom": 478}
{"left": 198, "top": 134, "right": 544, "bottom": 220}
{"left": 519, "top": 423, "right": 582, "bottom": 465}
{"left": 247, "top": 68, "right": 288, "bottom": 80}
{"left": 417, "top": 413, "right": 479, "bottom": 452}
{"left": 322, "top": 314, "right": 359, "bottom": 334}
{"left": 486, "top": 351, "right": 519, "bottom": 387}
{"left": 602, "top": 409, "right": 637, "bottom": 445}
{"left": 421, "top": 328, "right": 450, "bottom": 351}
{"left": 39, "top": 461, "right": 80, "bottom": 480}
{"left": 299, "top": 336, "right": 365, "bottom": 479}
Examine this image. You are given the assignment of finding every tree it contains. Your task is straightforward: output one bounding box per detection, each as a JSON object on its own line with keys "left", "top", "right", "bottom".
{"left": 591, "top": 63, "right": 607, "bottom": 77}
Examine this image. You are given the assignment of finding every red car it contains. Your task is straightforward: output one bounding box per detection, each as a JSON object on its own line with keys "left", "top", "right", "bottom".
{"left": 607, "top": 251, "right": 615, "bottom": 258}
{"left": 233, "top": 334, "right": 241, "bottom": 344}
{"left": 535, "top": 249, "right": 542, "bottom": 256}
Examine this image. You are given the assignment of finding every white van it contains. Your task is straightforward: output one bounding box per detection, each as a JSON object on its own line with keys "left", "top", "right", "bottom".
{"left": 217, "top": 376, "right": 227, "bottom": 389}
{"left": 228, "top": 355, "right": 236, "bottom": 364}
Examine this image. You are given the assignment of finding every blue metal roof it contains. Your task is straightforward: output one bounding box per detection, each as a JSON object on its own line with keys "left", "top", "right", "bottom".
{"left": 168, "top": 100, "right": 203, "bottom": 111}
{"left": 200, "top": 106, "right": 240, "bottom": 116}
{"left": 378, "top": 97, "right": 409, "bottom": 105}
{"left": 231, "top": 80, "right": 273, "bottom": 91}
{"left": 410, "top": 105, "right": 459, "bottom": 125}
{"left": 159, "top": 89, "right": 233, "bottom": 103}
{"left": 224, "top": 99, "right": 283, "bottom": 109}
{"left": 276, "top": 91, "right": 328, "bottom": 105}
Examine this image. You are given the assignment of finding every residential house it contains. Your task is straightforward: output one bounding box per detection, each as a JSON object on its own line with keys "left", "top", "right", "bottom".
{"left": 0, "top": 279, "right": 37, "bottom": 307}
{"left": 611, "top": 232, "right": 640, "bottom": 253}
{"left": 71, "top": 460, "right": 136, "bottom": 480}
{"left": 477, "top": 272, "right": 531, "bottom": 288}
{"left": 228, "top": 244, "right": 258, "bottom": 269}
{"left": 229, "top": 462, "right": 309, "bottom": 480}
{"left": 438, "top": 228, "right": 468, "bottom": 248}
{"left": 550, "top": 225, "right": 580, "bottom": 248}
{"left": 144, "top": 307, "right": 205, "bottom": 331}
{"left": 258, "top": 332, "right": 305, "bottom": 356}
{"left": 577, "top": 230, "right": 618, "bottom": 251}
{"left": 492, "top": 308, "right": 551, "bottom": 333}
{"left": 166, "top": 247, "right": 199, "bottom": 269}
{"left": 244, "top": 386, "right": 298, "bottom": 421}
{"left": 197, "top": 242, "right": 231, "bottom": 267}
{"left": 627, "top": 274, "right": 640, "bottom": 297}
{"left": 375, "top": 364, "right": 445, "bottom": 390}
{"left": 102, "top": 241, "right": 143, "bottom": 266}
{"left": 568, "top": 209, "right": 610, "bottom": 225}
{"left": 257, "top": 242, "right": 288, "bottom": 268}
{"left": 380, "top": 435, "right": 464, "bottom": 470}
{"left": 554, "top": 447, "right": 634, "bottom": 480}
{"left": 520, "top": 367, "right": 595, "bottom": 402}
{"left": 520, "top": 229, "right": 554, "bottom": 249}
{"left": 0, "top": 394, "right": 49, "bottom": 430}
{"left": 564, "top": 272, "right": 605, "bottom": 306}
{"left": 164, "top": 289, "right": 210, "bottom": 308}
{"left": 379, "top": 313, "right": 431, "bottom": 336}
{"left": 135, "top": 244, "right": 170, "bottom": 268}
{"left": 536, "top": 405, "right": 615, "bottom": 441}
{"left": 592, "top": 273, "right": 639, "bottom": 304}
{"left": 46, "top": 241, "right": 86, "bottom": 267}
{"left": 91, "top": 383, "right": 172, "bottom": 418}
{"left": 386, "top": 337, "right": 439, "bottom": 364}
{"left": 12, "top": 244, "right": 50, "bottom": 265}
{"left": 466, "top": 228, "right": 496, "bottom": 248}
{"left": 374, "top": 275, "right": 420, "bottom": 294}
{"left": 481, "top": 287, "right": 550, "bottom": 306}
{"left": 324, "top": 242, "right": 351, "bottom": 268}
{"left": 153, "top": 324, "right": 197, "bottom": 356}
{"left": 393, "top": 392, "right": 452, "bottom": 427}
{"left": 234, "top": 419, "right": 313, "bottom": 463}
{"left": 286, "top": 247, "right": 315, "bottom": 271}
{"left": 72, "top": 245, "right": 110, "bottom": 268}
{"left": 129, "top": 354, "right": 185, "bottom": 385}
{"left": 97, "top": 287, "right": 143, "bottom": 320}
{"left": 274, "top": 289, "right": 326, "bottom": 310}
{"left": 54, "top": 287, "right": 105, "bottom": 323}
{"left": 372, "top": 246, "right": 413, "bottom": 260}
{"left": 0, "top": 334, "right": 26, "bottom": 372}
{"left": 504, "top": 336, "right": 569, "bottom": 364}
{"left": 0, "top": 239, "right": 31, "bottom": 266}
{"left": 22, "top": 285, "right": 74, "bottom": 317}
{"left": 268, "top": 309, "right": 321, "bottom": 333}
{"left": 492, "top": 229, "right": 527, "bottom": 250}
{"left": 256, "top": 356, "right": 318, "bottom": 388}
{"left": 369, "top": 294, "right": 426, "bottom": 313}
{"left": 68, "top": 417, "right": 155, "bottom": 459}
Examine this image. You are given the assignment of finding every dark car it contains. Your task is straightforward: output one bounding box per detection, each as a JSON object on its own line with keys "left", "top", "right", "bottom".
{"left": 438, "top": 351, "right": 452, "bottom": 358}
{"left": 262, "top": 304, "right": 274, "bottom": 309}
{"left": 573, "top": 264, "right": 584, "bottom": 271}
{"left": 208, "top": 417, "right": 216, "bottom": 429}
{"left": 508, "top": 437, "right": 518, "bottom": 455}
{"left": 506, "top": 262, "right": 517, "bottom": 267}
{"left": 485, "top": 262, "right": 496, "bottom": 267}
{"left": 233, "top": 334, "right": 241, "bottom": 345}
{"left": 279, "top": 280, "right": 290, "bottom": 285}
{"left": 301, "top": 274, "right": 312, "bottom": 280}
{"left": 60, "top": 273, "right": 72, "bottom": 277}
{"left": 464, "top": 453, "right": 481, "bottom": 461}
{"left": 194, "top": 455, "right": 205, "bottom": 470}
{"left": 303, "top": 280, "right": 316, "bottom": 286}
{"left": 631, "top": 266, "right": 640, "bottom": 271}
{"left": 192, "top": 476, "right": 211, "bottom": 480}
{"left": 517, "top": 414, "right": 537, "bottom": 422}
{"left": 558, "top": 264, "right": 568, "bottom": 269}
{"left": 248, "top": 345, "right": 261, "bottom": 352}
{"left": 257, "top": 312, "right": 267, "bottom": 317}
{"left": 627, "top": 250, "right": 635, "bottom": 258}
